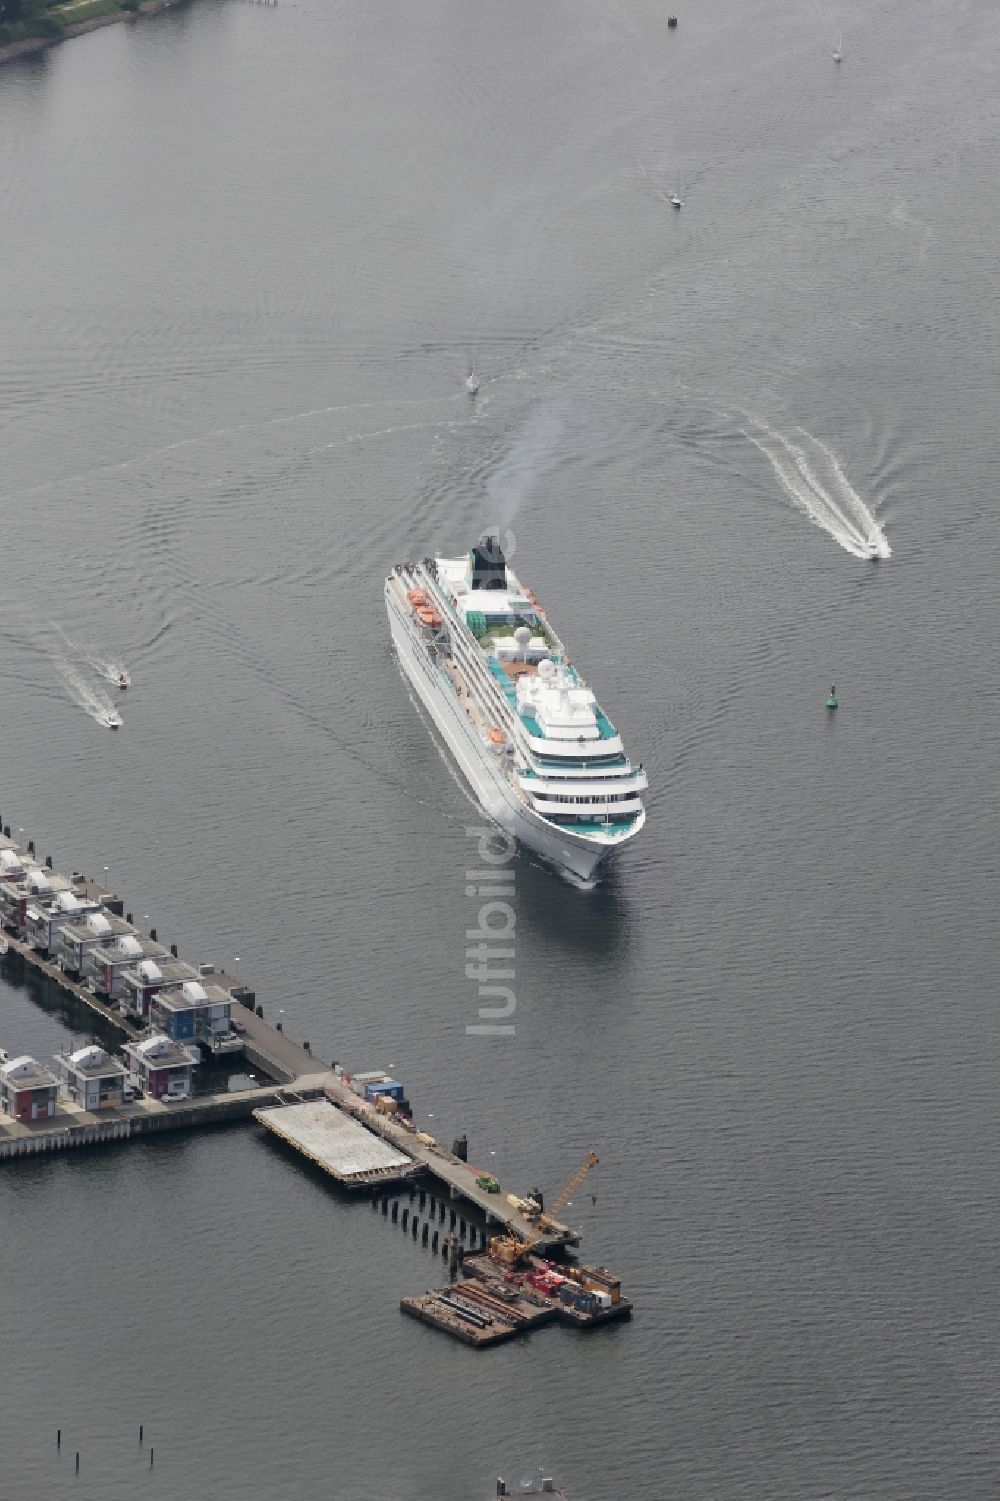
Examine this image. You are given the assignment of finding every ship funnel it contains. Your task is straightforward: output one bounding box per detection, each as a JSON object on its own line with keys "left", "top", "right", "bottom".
{"left": 469, "top": 532, "right": 507, "bottom": 591}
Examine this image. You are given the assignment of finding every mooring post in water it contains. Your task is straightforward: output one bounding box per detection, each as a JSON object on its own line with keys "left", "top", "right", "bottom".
{"left": 56, "top": 1429, "right": 61, "bottom": 1450}
{"left": 139, "top": 1424, "right": 143, "bottom": 1443}
{"left": 75, "top": 1453, "right": 80, "bottom": 1473}
{"left": 150, "top": 1448, "right": 154, "bottom": 1468}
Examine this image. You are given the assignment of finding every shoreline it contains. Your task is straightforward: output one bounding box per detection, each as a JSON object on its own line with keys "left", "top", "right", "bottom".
{"left": 0, "top": 0, "right": 188, "bottom": 68}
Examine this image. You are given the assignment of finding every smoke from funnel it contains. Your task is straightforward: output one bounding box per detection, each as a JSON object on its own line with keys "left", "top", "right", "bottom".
{"left": 484, "top": 404, "right": 565, "bottom": 534}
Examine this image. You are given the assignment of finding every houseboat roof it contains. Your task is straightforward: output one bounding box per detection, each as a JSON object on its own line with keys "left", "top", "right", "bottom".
{"left": 1, "top": 1055, "right": 59, "bottom": 1088}
{"left": 124, "top": 956, "right": 200, "bottom": 989}
{"left": 60, "top": 912, "right": 135, "bottom": 945}
{"left": 153, "top": 979, "right": 231, "bottom": 1012}
{"left": 127, "top": 1034, "right": 196, "bottom": 1069}
{"left": 60, "top": 1046, "right": 127, "bottom": 1079}
{"left": 102, "top": 935, "right": 166, "bottom": 966}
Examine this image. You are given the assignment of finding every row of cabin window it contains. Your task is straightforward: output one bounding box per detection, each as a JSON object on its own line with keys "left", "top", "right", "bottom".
{"left": 537, "top": 791, "right": 639, "bottom": 806}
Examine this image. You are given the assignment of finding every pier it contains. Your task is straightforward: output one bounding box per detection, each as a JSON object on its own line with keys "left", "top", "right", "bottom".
{"left": 1, "top": 825, "right": 629, "bottom": 1343}
{"left": 254, "top": 1099, "right": 423, "bottom": 1189}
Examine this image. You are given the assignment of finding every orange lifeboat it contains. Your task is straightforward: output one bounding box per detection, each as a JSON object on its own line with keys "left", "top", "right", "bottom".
{"left": 408, "top": 589, "right": 430, "bottom": 606}
{"left": 488, "top": 727, "right": 506, "bottom": 745}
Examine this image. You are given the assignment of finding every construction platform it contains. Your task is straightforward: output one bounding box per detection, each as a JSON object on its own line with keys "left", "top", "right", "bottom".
{"left": 254, "top": 1099, "right": 423, "bottom": 1188}
{"left": 401, "top": 1282, "right": 556, "bottom": 1348}
{"left": 402, "top": 1254, "right": 633, "bottom": 1349}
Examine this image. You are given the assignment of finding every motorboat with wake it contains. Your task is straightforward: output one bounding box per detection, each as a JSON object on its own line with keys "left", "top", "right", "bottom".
{"left": 102, "top": 710, "right": 123, "bottom": 730}
{"left": 832, "top": 34, "right": 843, "bottom": 62}
{"left": 669, "top": 193, "right": 682, "bottom": 209}
{"left": 466, "top": 370, "right": 480, "bottom": 396}
{"left": 115, "top": 668, "right": 130, "bottom": 689}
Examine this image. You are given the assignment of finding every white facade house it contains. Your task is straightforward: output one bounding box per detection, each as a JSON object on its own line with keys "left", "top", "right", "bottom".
{"left": 25, "top": 888, "right": 100, "bottom": 955}
{"left": 55, "top": 1045, "right": 128, "bottom": 1111}
{"left": 59, "top": 910, "right": 135, "bottom": 977}
{"left": 84, "top": 934, "right": 168, "bottom": 1002}
{"left": 120, "top": 955, "right": 201, "bottom": 1022}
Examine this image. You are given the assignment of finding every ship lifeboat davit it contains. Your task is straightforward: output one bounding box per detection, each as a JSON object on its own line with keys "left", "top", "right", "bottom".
{"left": 407, "top": 589, "right": 430, "bottom": 606}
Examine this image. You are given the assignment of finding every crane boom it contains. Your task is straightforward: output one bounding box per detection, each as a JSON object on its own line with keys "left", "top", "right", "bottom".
{"left": 489, "top": 1151, "right": 599, "bottom": 1268}
{"left": 544, "top": 1151, "right": 599, "bottom": 1224}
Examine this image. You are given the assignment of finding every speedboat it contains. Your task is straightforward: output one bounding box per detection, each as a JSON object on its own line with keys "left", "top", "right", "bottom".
{"left": 102, "top": 710, "right": 123, "bottom": 730}
{"left": 832, "top": 34, "right": 842, "bottom": 62}
{"left": 116, "top": 669, "right": 130, "bottom": 690}
{"left": 669, "top": 194, "right": 682, "bottom": 209}
{"left": 466, "top": 370, "right": 480, "bottom": 396}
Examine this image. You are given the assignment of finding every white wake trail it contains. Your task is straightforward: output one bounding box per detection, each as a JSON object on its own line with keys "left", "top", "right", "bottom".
{"left": 54, "top": 627, "right": 128, "bottom": 687}
{"left": 739, "top": 412, "right": 890, "bottom": 559}
{"left": 55, "top": 659, "right": 119, "bottom": 725}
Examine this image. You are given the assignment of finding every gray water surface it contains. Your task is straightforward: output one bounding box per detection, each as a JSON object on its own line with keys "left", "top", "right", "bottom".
{"left": 2, "top": 1, "right": 1000, "bottom": 1497}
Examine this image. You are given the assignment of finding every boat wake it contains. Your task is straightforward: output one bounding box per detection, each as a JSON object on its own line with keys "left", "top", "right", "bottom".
{"left": 738, "top": 412, "right": 891, "bottom": 559}
{"left": 55, "top": 659, "right": 121, "bottom": 727}
{"left": 55, "top": 628, "right": 129, "bottom": 688}
{"left": 92, "top": 657, "right": 129, "bottom": 688}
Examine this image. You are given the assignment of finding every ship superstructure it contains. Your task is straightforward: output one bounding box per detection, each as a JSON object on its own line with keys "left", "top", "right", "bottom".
{"left": 385, "top": 537, "right": 646, "bottom": 881}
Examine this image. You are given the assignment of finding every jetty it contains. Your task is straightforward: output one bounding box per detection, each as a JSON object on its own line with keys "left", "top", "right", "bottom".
{"left": 0, "top": 829, "right": 578, "bottom": 1242}
{"left": 0, "top": 822, "right": 628, "bottom": 1341}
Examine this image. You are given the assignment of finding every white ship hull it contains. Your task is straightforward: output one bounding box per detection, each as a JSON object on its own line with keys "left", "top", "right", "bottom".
{"left": 387, "top": 593, "right": 639, "bottom": 881}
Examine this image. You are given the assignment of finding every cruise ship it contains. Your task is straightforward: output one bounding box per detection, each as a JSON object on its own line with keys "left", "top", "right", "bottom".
{"left": 385, "top": 537, "right": 647, "bottom": 881}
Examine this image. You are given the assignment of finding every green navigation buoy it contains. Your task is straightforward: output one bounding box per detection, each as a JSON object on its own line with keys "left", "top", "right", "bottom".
{"left": 826, "top": 684, "right": 838, "bottom": 710}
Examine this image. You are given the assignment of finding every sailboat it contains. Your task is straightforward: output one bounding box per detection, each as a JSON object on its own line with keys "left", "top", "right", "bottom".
{"left": 832, "top": 34, "right": 842, "bottom": 62}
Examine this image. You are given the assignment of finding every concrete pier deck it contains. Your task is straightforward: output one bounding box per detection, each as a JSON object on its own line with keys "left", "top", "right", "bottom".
{"left": 254, "top": 1099, "right": 423, "bottom": 1188}
{"left": 233, "top": 1002, "right": 318, "bottom": 1083}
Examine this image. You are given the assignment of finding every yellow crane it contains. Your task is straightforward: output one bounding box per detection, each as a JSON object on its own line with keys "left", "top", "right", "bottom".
{"left": 488, "top": 1151, "right": 599, "bottom": 1270}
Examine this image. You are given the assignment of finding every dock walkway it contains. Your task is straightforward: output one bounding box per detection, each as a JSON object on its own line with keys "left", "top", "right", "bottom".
{"left": 0, "top": 836, "right": 578, "bottom": 1252}
{"left": 320, "top": 1082, "right": 579, "bottom": 1252}
{"left": 0, "top": 1075, "right": 329, "bottom": 1159}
